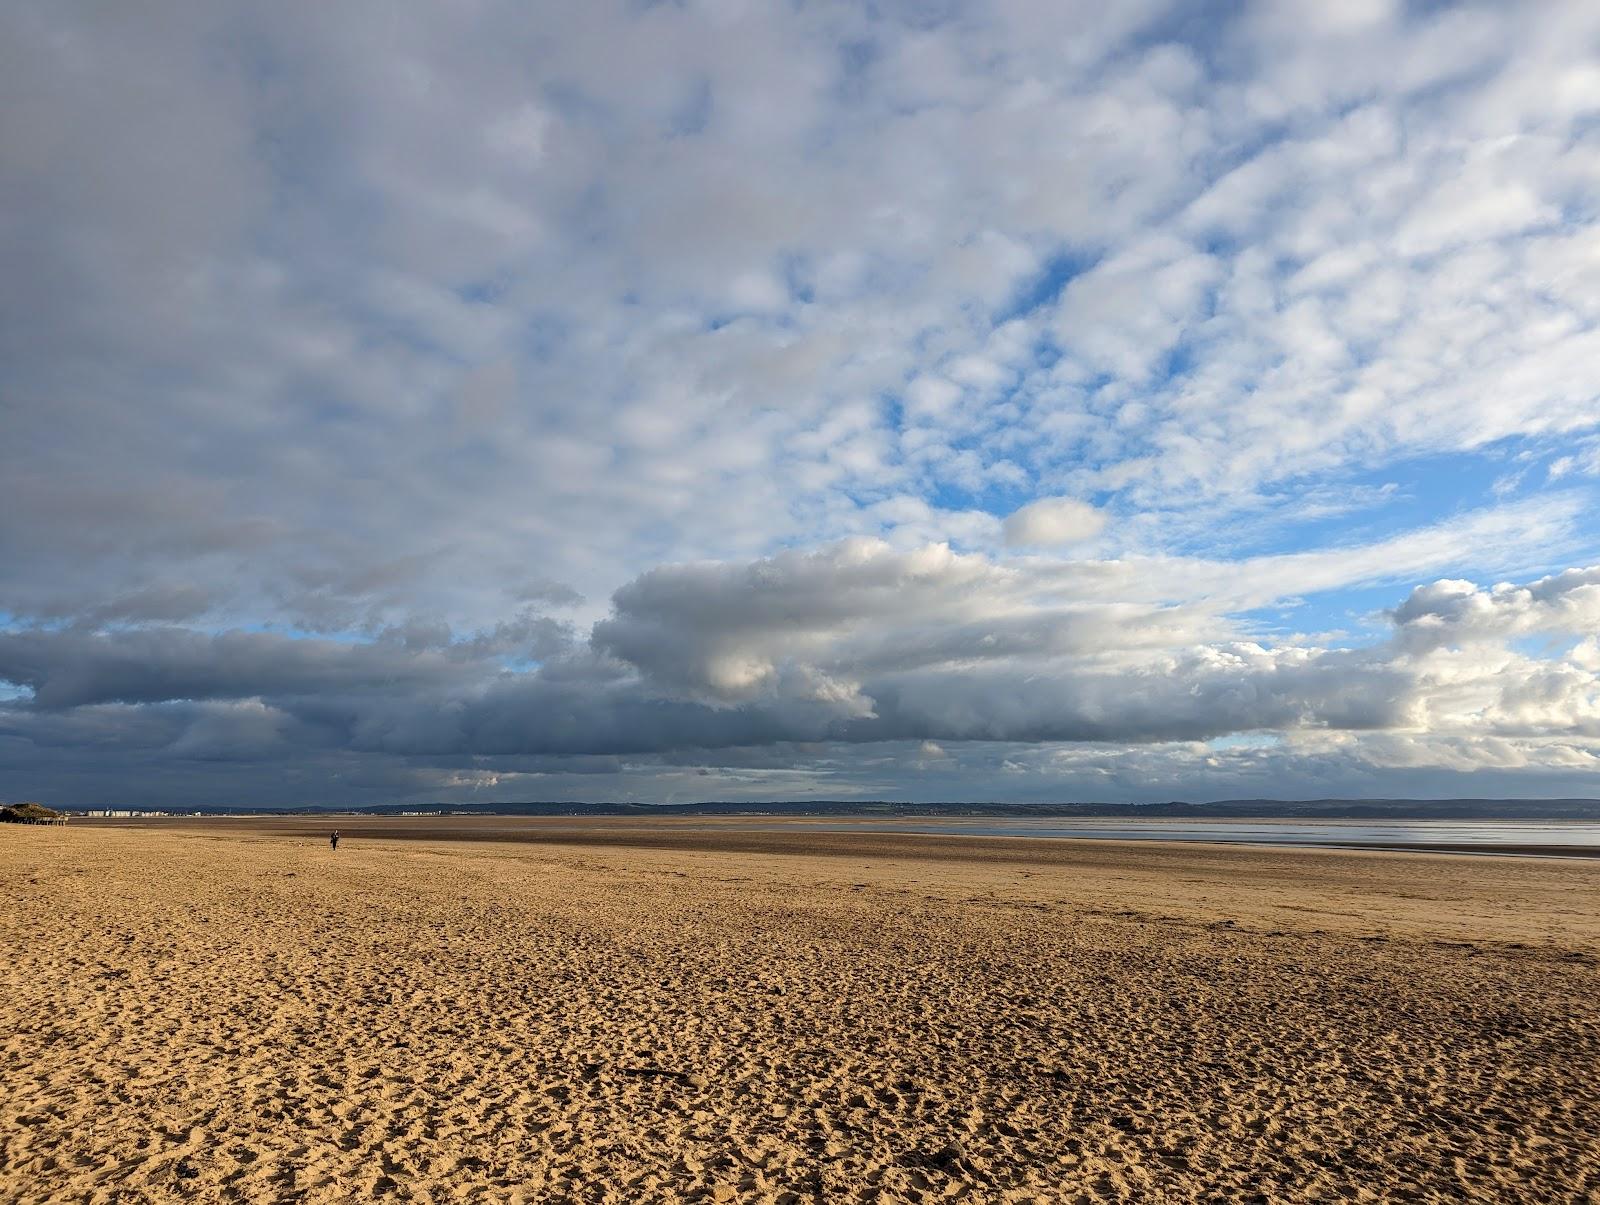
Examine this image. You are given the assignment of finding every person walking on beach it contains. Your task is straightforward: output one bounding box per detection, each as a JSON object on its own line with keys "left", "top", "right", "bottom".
{"left": 330, "top": 830, "right": 340, "bottom": 851}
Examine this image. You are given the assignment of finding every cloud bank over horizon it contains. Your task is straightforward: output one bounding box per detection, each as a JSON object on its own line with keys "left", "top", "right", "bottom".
{"left": 5, "top": 1, "right": 1600, "bottom": 806}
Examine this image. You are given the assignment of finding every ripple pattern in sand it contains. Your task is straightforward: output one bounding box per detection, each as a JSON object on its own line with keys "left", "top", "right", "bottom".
{"left": 3, "top": 831, "right": 1598, "bottom": 1203}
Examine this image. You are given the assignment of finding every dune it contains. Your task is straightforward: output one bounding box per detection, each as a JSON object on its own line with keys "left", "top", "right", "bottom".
{"left": 3, "top": 822, "right": 1598, "bottom": 1202}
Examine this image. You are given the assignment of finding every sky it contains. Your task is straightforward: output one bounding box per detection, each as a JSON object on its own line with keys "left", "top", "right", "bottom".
{"left": 5, "top": 0, "right": 1600, "bottom": 808}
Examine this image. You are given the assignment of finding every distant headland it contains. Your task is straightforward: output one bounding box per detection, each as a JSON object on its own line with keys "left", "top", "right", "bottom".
{"left": 67, "top": 798, "right": 1600, "bottom": 820}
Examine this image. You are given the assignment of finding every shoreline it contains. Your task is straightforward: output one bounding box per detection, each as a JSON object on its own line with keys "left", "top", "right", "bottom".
{"left": 53, "top": 816, "right": 1600, "bottom": 951}
{"left": 76, "top": 812, "right": 1600, "bottom": 860}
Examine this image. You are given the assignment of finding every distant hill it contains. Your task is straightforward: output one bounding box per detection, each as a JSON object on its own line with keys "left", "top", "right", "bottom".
{"left": 75, "top": 798, "right": 1600, "bottom": 819}
{"left": 1, "top": 802, "right": 65, "bottom": 824}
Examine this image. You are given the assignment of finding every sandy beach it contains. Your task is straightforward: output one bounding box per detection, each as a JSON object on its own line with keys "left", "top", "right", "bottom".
{"left": 3, "top": 821, "right": 1598, "bottom": 1203}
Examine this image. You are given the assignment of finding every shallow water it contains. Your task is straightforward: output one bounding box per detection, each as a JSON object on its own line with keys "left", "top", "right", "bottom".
{"left": 748, "top": 818, "right": 1600, "bottom": 852}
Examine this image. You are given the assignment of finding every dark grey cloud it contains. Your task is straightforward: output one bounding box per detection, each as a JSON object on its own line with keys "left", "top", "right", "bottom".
{"left": 73, "top": 586, "right": 216, "bottom": 627}
{"left": 4, "top": 547, "right": 1597, "bottom": 810}
{"left": 0, "top": 627, "right": 466, "bottom": 710}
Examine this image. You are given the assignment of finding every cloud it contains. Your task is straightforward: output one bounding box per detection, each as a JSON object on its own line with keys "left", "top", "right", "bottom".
{"left": 1003, "top": 498, "right": 1107, "bottom": 548}
{"left": 6, "top": 1, "right": 1600, "bottom": 803}
{"left": 1391, "top": 567, "right": 1600, "bottom": 652}
{"left": 0, "top": 627, "right": 469, "bottom": 711}
{"left": 8, "top": 541, "right": 1600, "bottom": 802}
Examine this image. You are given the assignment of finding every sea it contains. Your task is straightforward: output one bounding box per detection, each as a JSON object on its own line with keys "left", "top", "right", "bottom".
{"left": 747, "top": 818, "right": 1600, "bottom": 855}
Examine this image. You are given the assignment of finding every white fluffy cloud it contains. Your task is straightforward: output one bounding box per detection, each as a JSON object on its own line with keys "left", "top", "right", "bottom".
{"left": 1003, "top": 498, "right": 1107, "bottom": 547}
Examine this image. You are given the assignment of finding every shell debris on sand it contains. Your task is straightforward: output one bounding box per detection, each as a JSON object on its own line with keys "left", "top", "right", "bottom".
{"left": 2, "top": 825, "right": 1598, "bottom": 1203}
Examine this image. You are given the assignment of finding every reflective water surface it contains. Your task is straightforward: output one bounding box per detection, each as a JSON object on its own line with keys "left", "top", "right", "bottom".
{"left": 748, "top": 818, "right": 1600, "bottom": 853}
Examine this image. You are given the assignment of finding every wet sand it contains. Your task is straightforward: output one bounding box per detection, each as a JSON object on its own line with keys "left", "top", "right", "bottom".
{"left": 85, "top": 812, "right": 1600, "bottom": 861}
{"left": 4, "top": 821, "right": 1598, "bottom": 1202}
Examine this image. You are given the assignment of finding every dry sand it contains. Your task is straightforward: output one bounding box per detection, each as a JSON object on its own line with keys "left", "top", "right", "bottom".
{"left": 3, "top": 821, "right": 1598, "bottom": 1203}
